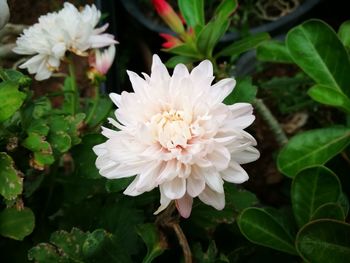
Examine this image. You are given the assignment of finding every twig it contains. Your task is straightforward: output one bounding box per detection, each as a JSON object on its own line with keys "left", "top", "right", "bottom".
{"left": 253, "top": 98, "right": 288, "bottom": 146}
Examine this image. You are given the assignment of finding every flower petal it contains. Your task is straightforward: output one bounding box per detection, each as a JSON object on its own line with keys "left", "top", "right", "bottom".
{"left": 221, "top": 162, "right": 249, "bottom": 184}
{"left": 199, "top": 187, "right": 225, "bottom": 210}
{"left": 162, "top": 177, "right": 186, "bottom": 200}
{"left": 176, "top": 194, "right": 193, "bottom": 218}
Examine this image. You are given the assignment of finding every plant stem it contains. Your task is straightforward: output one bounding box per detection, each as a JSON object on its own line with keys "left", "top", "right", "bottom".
{"left": 85, "top": 84, "right": 100, "bottom": 125}
{"left": 253, "top": 98, "right": 288, "bottom": 146}
{"left": 68, "top": 61, "right": 78, "bottom": 115}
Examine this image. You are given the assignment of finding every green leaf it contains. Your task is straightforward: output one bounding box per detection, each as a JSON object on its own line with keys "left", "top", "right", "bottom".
{"left": 338, "top": 192, "right": 349, "bottom": 217}
{"left": 277, "top": 127, "right": 350, "bottom": 177}
{"left": 165, "top": 56, "right": 197, "bottom": 68}
{"left": 216, "top": 32, "right": 270, "bottom": 57}
{"left": 223, "top": 77, "right": 257, "bottom": 104}
{"left": 105, "top": 177, "right": 134, "bottom": 193}
{"left": 237, "top": 208, "right": 297, "bottom": 255}
{"left": 338, "top": 20, "right": 350, "bottom": 48}
{"left": 22, "top": 132, "right": 51, "bottom": 152}
{"left": 214, "top": 0, "right": 238, "bottom": 19}
{"left": 308, "top": 84, "right": 350, "bottom": 114}
{"left": 311, "top": 203, "right": 345, "bottom": 221}
{"left": 178, "top": 0, "right": 204, "bottom": 27}
{"left": 0, "top": 207, "right": 35, "bottom": 240}
{"left": 296, "top": 219, "right": 350, "bottom": 263}
{"left": 71, "top": 134, "right": 105, "bottom": 179}
{"left": 27, "top": 119, "right": 50, "bottom": 136}
{"left": 197, "top": 17, "right": 229, "bottom": 57}
{"left": 0, "top": 69, "right": 31, "bottom": 86}
{"left": 50, "top": 228, "right": 88, "bottom": 261}
{"left": 291, "top": 166, "right": 342, "bottom": 227}
{"left": 136, "top": 224, "right": 167, "bottom": 263}
{"left": 0, "top": 81, "right": 26, "bottom": 122}
{"left": 28, "top": 243, "right": 68, "bottom": 263}
{"left": 165, "top": 43, "right": 201, "bottom": 58}
{"left": 86, "top": 96, "right": 113, "bottom": 127}
{"left": 286, "top": 19, "right": 350, "bottom": 97}
{"left": 256, "top": 40, "right": 294, "bottom": 63}
{"left": 0, "top": 153, "right": 22, "bottom": 200}
{"left": 49, "top": 131, "right": 71, "bottom": 153}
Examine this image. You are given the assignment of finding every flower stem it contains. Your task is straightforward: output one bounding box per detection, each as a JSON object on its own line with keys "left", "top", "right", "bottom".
{"left": 68, "top": 61, "right": 78, "bottom": 115}
{"left": 85, "top": 84, "right": 100, "bottom": 125}
{"left": 253, "top": 98, "right": 288, "bottom": 146}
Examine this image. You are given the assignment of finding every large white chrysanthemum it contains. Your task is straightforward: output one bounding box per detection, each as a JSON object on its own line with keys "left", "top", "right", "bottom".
{"left": 93, "top": 55, "right": 259, "bottom": 218}
{"left": 13, "top": 2, "right": 116, "bottom": 80}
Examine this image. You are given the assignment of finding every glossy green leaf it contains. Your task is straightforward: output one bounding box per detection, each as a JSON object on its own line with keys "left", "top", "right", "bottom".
{"left": 86, "top": 96, "right": 113, "bottom": 127}
{"left": 165, "top": 56, "right": 197, "bottom": 68}
{"left": 338, "top": 193, "right": 349, "bottom": 217}
{"left": 238, "top": 208, "right": 297, "bottom": 255}
{"left": 256, "top": 40, "right": 294, "bottom": 63}
{"left": 214, "top": 0, "right": 238, "bottom": 19}
{"left": 0, "top": 69, "right": 31, "bottom": 86}
{"left": 338, "top": 20, "right": 350, "bottom": 48}
{"left": 286, "top": 19, "right": 350, "bottom": 97}
{"left": 0, "top": 207, "right": 35, "bottom": 240}
{"left": 165, "top": 43, "right": 200, "bottom": 58}
{"left": 277, "top": 127, "right": 350, "bottom": 177}
{"left": 311, "top": 203, "right": 345, "bottom": 221}
{"left": 178, "top": 0, "right": 204, "bottom": 27}
{"left": 216, "top": 32, "right": 270, "bottom": 57}
{"left": 308, "top": 84, "right": 350, "bottom": 114}
{"left": 0, "top": 81, "right": 26, "bottom": 122}
{"left": 0, "top": 152, "right": 22, "bottom": 200}
{"left": 223, "top": 77, "right": 257, "bottom": 104}
{"left": 292, "top": 166, "right": 342, "bottom": 227}
{"left": 136, "top": 224, "right": 167, "bottom": 263}
{"left": 197, "top": 17, "right": 229, "bottom": 57}
{"left": 296, "top": 219, "right": 350, "bottom": 263}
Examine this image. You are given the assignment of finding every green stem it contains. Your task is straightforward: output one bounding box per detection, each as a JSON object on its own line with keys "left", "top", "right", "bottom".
{"left": 85, "top": 84, "right": 100, "bottom": 125}
{"left": 253, "top": 98, "right": 288, "bottom": 146}
{"left": 68, "top": 61, "right": 78, "bottom": 115}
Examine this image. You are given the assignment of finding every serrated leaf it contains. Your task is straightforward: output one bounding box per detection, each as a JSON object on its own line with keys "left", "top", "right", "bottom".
{"left": 338, "top": 20, "right": 350, "bottom": 48}
{"left": 136, "top": 224, "right": 166, "bottom": 263}
{"left": 0, "top": 81, "right": 26, "bottom": 122}
{"left": 27, "top": 119, "right": 50, "bottom": 136}
{"left": 238, "top": 208, "right": 297, "bottom": 255}
{"left": 216, "top": 32, "right": 270, "bottom": 57}
{"left": 277, "top": 127, "right": 350, "bottom": 177}
{"left": 178, "top": 0, "right": 204, "bottom": 27}
{"left": 0, "top": 152, "right": 22, "bottom": 200}
{"left": 286, "top": 19, "right": 350, "bottom": 97}
{"left": 49, "top": 131, "right": 71, "bottom": 153}
{"left": 308, "top": 84, "right": 350, "bottom": 114}
{"left": 28, "top": 243, "right": 67, "bottom": 263}
{"left": 291, "top": 166, "right": 342, "bottom": 227}
{"left": 223, "top": 77, "right": 257, "bottom": 104}
{"left": 256, "top": 40, "right": 294, "bottom": 63}
{"left": 0, "top": 207, "right": 35, "bottom": 240}
{"left": 311, "top": 203, "right": 345, "bottom": 221}
{"left": 296, "top": 219, "right": 350, "bottom": 263}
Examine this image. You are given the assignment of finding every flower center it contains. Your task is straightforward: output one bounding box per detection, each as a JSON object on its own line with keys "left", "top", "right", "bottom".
{"left": 150, "top": 110, "right": 192, "bottom": 149}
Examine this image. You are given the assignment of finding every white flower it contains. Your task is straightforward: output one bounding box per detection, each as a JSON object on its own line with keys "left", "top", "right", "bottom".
{"left": 93, "top": 55, "right": 259, "bottom": 218}
{"left": 0, "top": 0, "right": 10, "bottom": 30}
{"left": 13, "top": 2, "right": 117, "bottom": 81}
{"left": 89, "top": 45, "right": 116, "bottom": 75}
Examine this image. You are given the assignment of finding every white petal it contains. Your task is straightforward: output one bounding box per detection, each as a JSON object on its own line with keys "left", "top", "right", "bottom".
{"left": 190, "top": 60, "right": 213, "bottom": 80}
{"left": 176, "top": 194, "right": 193, "bottom": 218}
{"left": 154, "top": 187, "right": 172, "bottom": 215}
{"left": 151, "top": 54, "right": 170, "bottom": 83}
{"left": 123, "top": 175, "right": 142, "bottom": 196}
{"left": 203, "top": 170, "right": 224, "bottom": 193}
{"left": 162, "top": 177, "right": 186, "bottom": 200}
{"left": 210, "top": 78, "right": 236, "bottom": 104}
{"left": 206, "top": 145, "right": 231, "bottom": 171}
{"left": 199, "top": 187, "right": 225, "bottom": 210}
{"left": 231, "top": 146, "right": 260, "bottom": 164}
{"left": 109, "top": 92, "right": 121, "bottom": 107}
{"left": 186, "top": 167, "right": 205, "bottom": 197}
{"left": 221, "top": 162, "right": 249, "bottom": 184}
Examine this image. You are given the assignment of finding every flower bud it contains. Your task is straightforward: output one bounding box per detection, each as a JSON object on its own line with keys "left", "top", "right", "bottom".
{"left": 0, "top": 0, "right": 10, "bottom": 30}
{"left": 152, "top": 0, "right": 185, "bottom": 35}
{"left": 88, "top": 45, "right": 116, "bottom": 82}
{"left": 159, "top": 33, "right": 182, "bottom": 49}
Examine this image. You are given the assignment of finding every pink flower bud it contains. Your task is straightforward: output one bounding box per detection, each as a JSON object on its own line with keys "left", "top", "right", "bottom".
{"left": 159, "top": 33, "right": 182, "bottom": 49}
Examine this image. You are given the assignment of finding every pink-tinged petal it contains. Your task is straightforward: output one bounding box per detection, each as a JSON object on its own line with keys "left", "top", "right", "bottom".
{"left": 124, "top": 175, "right": 142, "bottom": 196}
{"left": 221, "top": 162, "right": 249, "bottom": 184}
{"left": 203, "top": 170, "right": 224, "bottom": 193}
{"left": 89, "top": 33, "right": 117, "bottom": 48}
{"left": 176, "top": 194, "right": 193, "bottom": 218}
{"left": 162, "top": 177, "right": 186, "bottom": 199}
{"left": 154, "top": 186, "right": 172, "bottom": 215}
{"left": 186, "top": 167, "right": 205, "bottom": 197}
{"left": 231, "top": 146, "right": 260, "bottom": 164}
{"left": 135, "top": 161, "right": 163, "bottom": 192}
{"left": 156, "top": 159, "right": 178, "bottom": 184}
{"left": 206, "top": 145, "right": 231, "bottom": 171}
{"left": 199, "top": 187, "right": 225, "bottom": 210}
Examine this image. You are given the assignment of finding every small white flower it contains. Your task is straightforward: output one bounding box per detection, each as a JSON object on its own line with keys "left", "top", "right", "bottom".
{"left": 13, "top": 2, "right": 117, "bottom": 81}
{"left": 0, "top": 0, "right": 10, "bottom": 30}
{"left": 93, "top": 55, "right": 259, "bottom": 218}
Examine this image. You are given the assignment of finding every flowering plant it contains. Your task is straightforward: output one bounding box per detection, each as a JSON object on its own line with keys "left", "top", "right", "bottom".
{"left": 1, "top": 1, "right": 350, "bottom": 263}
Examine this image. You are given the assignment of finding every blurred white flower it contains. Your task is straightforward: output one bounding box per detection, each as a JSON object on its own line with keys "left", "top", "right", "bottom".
{"left": 89, "top": 45, "right": 116, "bottom": 76}
{"left": 93, "top": 55, "right": 259, "bottom": 218}
{"left": 13, "top": 2, "right": 117, "bottom": 81}
{"left": 0, "top": 0, "right": 10, "bottom": 30}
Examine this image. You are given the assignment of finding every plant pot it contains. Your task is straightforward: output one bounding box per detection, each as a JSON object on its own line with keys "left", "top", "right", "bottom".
{"left": 119, "top": 0, "right": 321, "bottom": 42}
